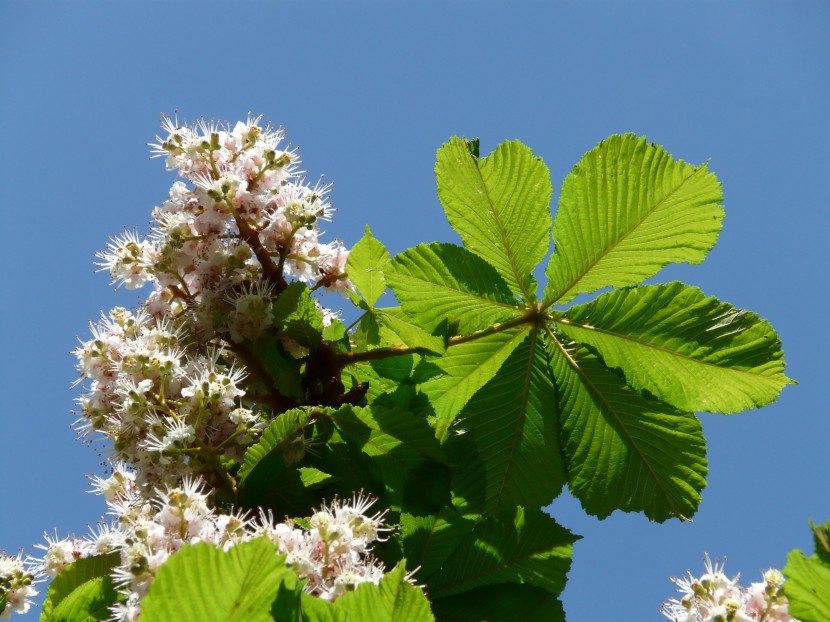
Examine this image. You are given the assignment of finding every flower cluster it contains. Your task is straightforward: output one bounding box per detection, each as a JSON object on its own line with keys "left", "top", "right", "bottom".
{"left": 75, "top": 115, "right": 355, "bottom": 492}
{"left": 0, "top": 553, "right": 40, "bottom": 619}
{"left": 74, "top": 307, "right": 261, "bottom": 489}
{"left": 661, "top": 554, "right": 798, "bottom": 622}
{"left": 35, "top": 471, "right": 390, "bottom": 622}
{"left": 98, "top": 115, "right": 352, "bottom": 332}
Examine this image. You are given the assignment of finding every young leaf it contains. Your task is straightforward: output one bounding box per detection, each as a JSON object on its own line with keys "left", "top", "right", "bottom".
{"left": 449, "top": 330, "right": 566, "bottom": 516}
{"left": 436, "top": 138, "right": 553, "bottom": 300}
{"left": 549, "top": 340, "right": 707, "bottom": 522}
{"left": 332, "top": 561, "right": 435, "bottom": 622}
{"left": 427, "top": 507, "right": 577, "bottom": 599}
{"left": 41, "top": 553, "right": 120, "bottom": 622}
{"left": 418, "top": 327, "right": 529, "bottom": 441}
{"left": 553, "top": 282, "right": 792, "bottom": 413}
{"left": 544, "top": 134, "right": 723, "bottom": 306}
{"left": 387, "top": 242, "right": 523, "bottom": 334}
{"left": 346, "top": 225, "right": 390, "bottom": 308}
{"left": 139, "top": 539, "right": 298, "bottom": 622}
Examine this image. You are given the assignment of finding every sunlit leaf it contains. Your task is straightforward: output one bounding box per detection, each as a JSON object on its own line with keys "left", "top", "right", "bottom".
{"left": 387, "top": 242, "right": 522, "bottom": 334}
{"left": 436, "top": 138, "right": 553, "bottom": 300}
{"left": 554, "top": 282, "right": 792, "bottom": 413}
{"left": 449, "top": 330, "right": 566, "bottom": 515}
{"left": 41, "top": 553, "right": 120, "bottom": 622}
{"left": 346, "top": 225, "right": 390, "bottom": 308}
{"left": 545, "top": 134, "right": 723, "bottom": 305}
{"left": 418, "top": 328, "right": 529, "bottom": 441}
{"left": 332, "top": 562, "right": 435, "bottom": 622}
{"left": 140, "top": 539, "right": 297, "bottom": 622}
{"left": 549, "top": 339, "right": 707, "bottom": 521}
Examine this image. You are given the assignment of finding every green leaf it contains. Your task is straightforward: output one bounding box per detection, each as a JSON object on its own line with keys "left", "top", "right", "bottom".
{"left": 41, "top": 553, "right": 120, "bottom": 622}
{"left": 399, "top": 508, "right": 480, "bottom": 580}
{"left": 273, "top": 281, "right": 324, "bottom": 348}
{"left": 322, "top": 319, "right": 347, "bottom": 342}
{"left": 326, "top": 398, "right": 449, "bottom": 511}
{"left": 431, "top": 584, "right": 565, "bottom": 622}
{"left": 418, "top": 327, "right": 529, "bottom": 441}
{"left": 297, "top": 466, "right": 337, "bottom": 489}
{"left": 297, "top": 593, "right": 348, "bottom": 622}
{"left": 784, "top": 549, "right": 830, "bottom": 622}
{"left": 238, "top": 408, "right": 316, "bottom": 484}
{"left": 449, "top": 330, "right": 566, "bottom": 515}
{"left": 554, "top": 282, "right": 792, "bottom": 413}
{"left": 436, "top": 138, "right": 553, "bottom": 299}
{"left": 544, "top": 134, "right": 723, "bottom": 305}
{"left": 351, "top": 312, "right": 381, "bottom": 351}
{"left": 349, "top": 354, "right": 418, "bottom": 403}
{"left": 375, "top": 307, "right": 446, "bottom": 354}
{"left": 387, "top": 242, "right": 522, "bottom": 335}
{"left": 332, "top": 562, "right": 435, "bottom": 622}
{"left": 810, "top": 519, "right": 830, "bottom": 566}
{"left": 346, "top": 225, "right": 390, "bottom": 308}
{"left": 549, "top": 339, "right": 707, "bottom": 521}
{"left": 428, "top": 507, "right": 577, "bottom": 599}
{"left": 140, "top": 539, "right": 297, "bottom": 622}
{"left": 257, "top": 338, "right": 305, "bottom": 402}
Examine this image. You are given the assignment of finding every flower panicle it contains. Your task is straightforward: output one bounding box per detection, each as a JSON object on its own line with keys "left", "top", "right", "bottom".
{"left": 661, "top": 553, "right": 799, "bottom": 622}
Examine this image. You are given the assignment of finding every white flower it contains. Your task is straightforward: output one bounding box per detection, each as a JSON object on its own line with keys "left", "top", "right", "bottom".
{"left": 96, "top": 231, "right": 157, "bottom": 290}
{"left": 0, "top": 553, "right": 41, "bottom": 619}
{"left": 662, "top": 554, "right": 799, "bottom": 622}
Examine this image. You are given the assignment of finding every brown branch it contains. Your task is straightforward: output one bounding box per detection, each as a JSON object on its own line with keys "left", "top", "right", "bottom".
{"left": 230, "top": 340, "right": 298, "bottom": 413}
{"left": 231, "top": 206, "right": 288, "bottom": 293}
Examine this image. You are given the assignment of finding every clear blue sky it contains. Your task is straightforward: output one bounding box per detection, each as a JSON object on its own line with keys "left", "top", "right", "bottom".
{"left": 2, "top": 2, "right": 828, "bottom": 620}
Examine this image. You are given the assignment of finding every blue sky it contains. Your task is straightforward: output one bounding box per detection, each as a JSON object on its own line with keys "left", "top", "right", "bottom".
{"left": 1, "top": 2, "right": 828, "bottom": 619}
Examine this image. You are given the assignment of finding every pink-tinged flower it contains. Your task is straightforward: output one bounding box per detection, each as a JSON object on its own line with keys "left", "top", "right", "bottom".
{"left": 96, "top": 231, "right": 158, "bottom": 290}
{"left": 662, "top": 554, "right": 799, "bottom": 622}
{"left": 0, "top": 552, "right": 41, "bottom": 619}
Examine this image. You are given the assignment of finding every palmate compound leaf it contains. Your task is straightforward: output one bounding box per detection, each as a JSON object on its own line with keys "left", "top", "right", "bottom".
{"left": 544, "top": 134, "right": 724, "bottom": 306}
{"left": 426, "top": 507, "right": 578, "bottom": 600}
{"left": 435, "top": 138, "right": 553, "bottom": 301}
{"left": 139, "top": 538, "right": 298, "bottom": 622}
{"left": 552, "top": 282, "right": 792, "bottom": 413}
{"left": 448, "top": 329, "right": 566, "bottom": 516}
{"left": 417, "top": 327, "right": 529, "bottom": 442}
{"left": 548, "top": 338, "right": 707, "bottom": 522}
{"left": 386, "top": 242, "right": 523, "bottom": 335}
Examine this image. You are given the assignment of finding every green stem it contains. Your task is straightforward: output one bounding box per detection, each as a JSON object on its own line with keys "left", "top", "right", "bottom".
{"left": 332, "top": 310, "right": 537, "bottom": 368}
